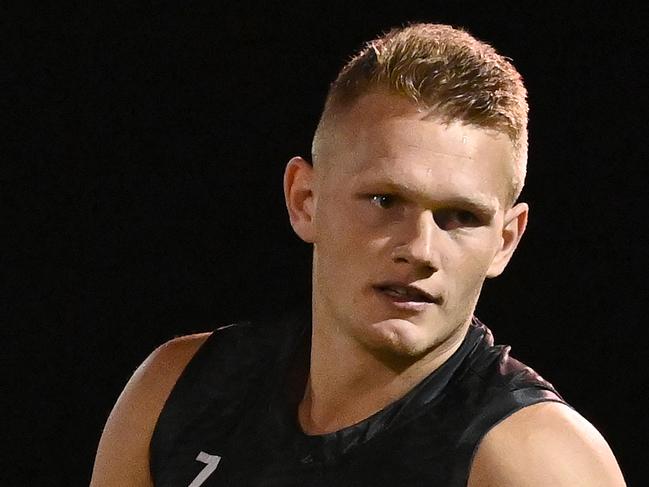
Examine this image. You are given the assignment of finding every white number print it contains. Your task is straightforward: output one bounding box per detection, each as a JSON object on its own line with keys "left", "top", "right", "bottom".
{"left": 187, "top": 451, "right": 222, "bottom": 487}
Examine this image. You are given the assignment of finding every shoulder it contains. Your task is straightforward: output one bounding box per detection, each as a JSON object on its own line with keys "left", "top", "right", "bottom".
{"left": 140, "top": 333, "right": 213, "bottom": 385}
{"left": 90, "top": 333, "right": 211, "bottom": 487}
{"left": 468, "top": 401, "right": 626, "bottom": 487}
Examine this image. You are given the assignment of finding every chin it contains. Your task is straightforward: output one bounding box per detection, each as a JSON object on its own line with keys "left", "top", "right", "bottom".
{"left": 363, "top": 318, "right": 435, "bottom": 359}
{"left": 360, "top": 313, "right": 469, "bottom": 366}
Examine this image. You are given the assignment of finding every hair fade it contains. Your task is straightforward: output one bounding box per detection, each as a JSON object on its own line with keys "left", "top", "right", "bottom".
{"left": 313, "top": 23, "right": 529, "bottom": 203}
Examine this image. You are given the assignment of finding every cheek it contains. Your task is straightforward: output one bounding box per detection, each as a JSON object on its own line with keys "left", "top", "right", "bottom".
{"left": 315, "top": 217, "right": 390, "bottom": 293}
{"left": 450, "top": 243, "right": 498, "bottom": 291}
{"left": 315, "top": 211, "right": 363, "bottom": 277}
{"left": 317, "top": 200, "right": 376, "bottom": 252}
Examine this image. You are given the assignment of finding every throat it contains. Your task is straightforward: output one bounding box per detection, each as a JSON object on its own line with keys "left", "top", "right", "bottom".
{"left": 297, "top": 378, "right": 397, "bottom": 435}
{"left": 296, "top": 352, "right": 426, "bottom": 435}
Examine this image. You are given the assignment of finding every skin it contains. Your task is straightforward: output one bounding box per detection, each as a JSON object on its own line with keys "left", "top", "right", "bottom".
{"left": 90, "top": 334, "right": 209, "bottom": 487}
{"left": 285, "top": 92, "right": 528, "bottom": 433}
{"left": 468, "top": 402, "right": 626, "bottom": 486}
{"left": 285, "top": 91, "right": 626, "bottom": 485}
{"left": 91, "top": 91, "right": 626, "bottom": 486}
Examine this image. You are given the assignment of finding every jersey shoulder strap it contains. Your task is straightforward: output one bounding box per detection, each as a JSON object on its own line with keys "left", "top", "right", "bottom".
{"left": 149, "top": 319, "right": 291, "bottom": 479}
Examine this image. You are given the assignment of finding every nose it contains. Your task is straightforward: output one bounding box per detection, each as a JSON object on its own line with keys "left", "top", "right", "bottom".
{"left": 392, "top": 210, "right": 441, "bottom": 271}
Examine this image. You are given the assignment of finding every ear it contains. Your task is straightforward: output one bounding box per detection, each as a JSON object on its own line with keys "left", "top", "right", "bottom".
{"left": 486, "top": 202, "right": 529, "bottom": 278}
{"left": 283, "top": 156, "right": 316, "bottom": 243}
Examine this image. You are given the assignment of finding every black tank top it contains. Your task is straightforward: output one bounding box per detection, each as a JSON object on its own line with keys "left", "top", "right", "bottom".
{"left": 150, "top": 314, "right": 565, "bottom": 486}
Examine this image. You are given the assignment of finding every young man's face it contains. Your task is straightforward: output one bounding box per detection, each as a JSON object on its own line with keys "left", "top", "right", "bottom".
{"left": 287, "top": 92, "right": 527, "bottom": 360}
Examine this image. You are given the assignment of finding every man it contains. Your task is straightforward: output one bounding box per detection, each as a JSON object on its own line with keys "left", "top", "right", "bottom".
{"left": 91, "top": 23, "right": 626, "bottom": 486}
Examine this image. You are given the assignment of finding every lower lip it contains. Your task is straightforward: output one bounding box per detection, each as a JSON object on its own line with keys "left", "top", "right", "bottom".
{"left": 374, "top": 288, "right": 435, "bottom": 312}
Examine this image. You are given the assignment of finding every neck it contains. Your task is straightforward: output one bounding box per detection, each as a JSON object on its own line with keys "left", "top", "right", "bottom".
{"left": 298, "top": 309, "right": 467, "bottom": 435}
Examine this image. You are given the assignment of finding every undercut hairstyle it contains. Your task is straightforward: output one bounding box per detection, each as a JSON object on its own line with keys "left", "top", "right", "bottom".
{"left": 312, "top": 23, "right": 529, "bottom": 204}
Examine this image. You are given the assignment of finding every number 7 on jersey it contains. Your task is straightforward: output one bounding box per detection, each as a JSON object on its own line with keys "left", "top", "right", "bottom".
{"left": 188, "top": 451, "right": 222, "bottom": 487}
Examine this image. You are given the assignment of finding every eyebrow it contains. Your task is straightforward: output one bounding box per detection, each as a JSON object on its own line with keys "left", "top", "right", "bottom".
{"left": 438, "top": 196, "right": 498, "bottom": 216}
{"left": 363, "top": 180, "right": 499, "bottom": 216}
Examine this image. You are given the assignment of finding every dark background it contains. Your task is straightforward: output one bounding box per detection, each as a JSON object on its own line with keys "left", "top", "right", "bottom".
{"left": 5, "top": 2, "right": 647, "bottom": 485}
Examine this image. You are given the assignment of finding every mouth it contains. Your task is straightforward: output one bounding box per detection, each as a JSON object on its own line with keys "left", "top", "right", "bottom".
{"left": 373, "top": 282, "right": 441, "bottom": 306}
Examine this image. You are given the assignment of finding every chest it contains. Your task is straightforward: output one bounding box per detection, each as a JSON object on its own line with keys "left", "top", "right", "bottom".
{"left": 152, "top": 402, "right": 473, "bottom": 487}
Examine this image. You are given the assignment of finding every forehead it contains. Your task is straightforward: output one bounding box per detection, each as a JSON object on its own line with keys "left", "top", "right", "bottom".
{"left": 318, "top": 93, "right": 515, "bottom": 206}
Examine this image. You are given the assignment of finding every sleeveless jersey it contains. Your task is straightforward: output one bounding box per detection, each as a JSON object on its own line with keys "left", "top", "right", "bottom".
{"left": 150, "top": 315, "right": 565, "bottom": 486}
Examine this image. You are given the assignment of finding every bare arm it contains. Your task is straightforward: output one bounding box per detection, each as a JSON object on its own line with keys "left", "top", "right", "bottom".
{"left": 90, "top": 333, "right": 210, "bottom": 487}
{"left": 468, "top": 402, "right": 626, "bottom": 487}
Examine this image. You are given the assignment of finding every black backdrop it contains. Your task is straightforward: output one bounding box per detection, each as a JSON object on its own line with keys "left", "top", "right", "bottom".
{"left": 5, "top": 2, "right": 647, "bottom": 485}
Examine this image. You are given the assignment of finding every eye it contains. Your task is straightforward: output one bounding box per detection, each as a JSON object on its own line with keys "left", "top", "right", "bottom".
{"left": 433, "top": 208, "right": 480, "bottom": 230}
{"left": 369, "top": 194, "right": 396, "bottom": 209}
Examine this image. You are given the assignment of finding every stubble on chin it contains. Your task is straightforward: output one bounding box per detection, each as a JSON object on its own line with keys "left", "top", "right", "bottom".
{"left": 360, "top": 312, "right": 471, "bottom": 371}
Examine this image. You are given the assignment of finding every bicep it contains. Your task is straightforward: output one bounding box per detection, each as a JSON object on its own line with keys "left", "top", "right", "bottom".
{"left": 468, "top": 402, "right": 626, "bottom": 487}
{"left": 90, "top": 334, "right": 210, "bottom": 487}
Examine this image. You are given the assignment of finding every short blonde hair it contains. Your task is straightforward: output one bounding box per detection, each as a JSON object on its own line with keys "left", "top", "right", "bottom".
{"left": 313, "top": 23, "right": 529, "bottom": 203}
